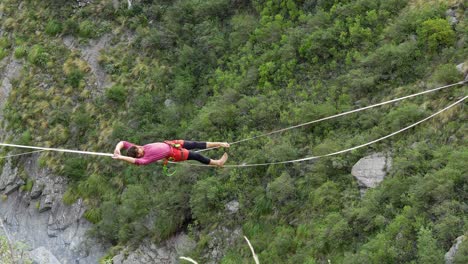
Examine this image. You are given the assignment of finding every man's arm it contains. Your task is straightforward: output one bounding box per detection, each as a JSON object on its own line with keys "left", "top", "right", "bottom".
{"left": 113, "top": 154, "right": 137, "bottom": 164}
{"left": 114, "top": 141, "right": 124, "bottom": 155}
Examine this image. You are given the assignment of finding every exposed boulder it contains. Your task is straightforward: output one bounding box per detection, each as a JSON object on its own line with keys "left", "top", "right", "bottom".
{"left": 225, "top": 200, "right": 240, "bottom": 214}
{"left": 445, "top": 235, "right": 466, "bottom": 264}
{"left": 351, "top": 152, "right": 392, "bottom": 195}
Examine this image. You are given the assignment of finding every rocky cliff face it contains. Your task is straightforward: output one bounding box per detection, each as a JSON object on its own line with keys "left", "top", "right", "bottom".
{"left": 0, "top": 153, "right": 107, "bottom": 263}
{"left": 0, "top": 29, "right": 196, "bottom": 263}
{"left": 0, "top": 52, "right": 108, "bottom": 262}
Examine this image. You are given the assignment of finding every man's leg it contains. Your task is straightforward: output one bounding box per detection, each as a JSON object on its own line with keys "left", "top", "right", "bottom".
{"left": 207, "top": 142, "right": 230, "bottom": 148}
{"left": 184, "top": 141, "right": 230, "bottom": 150}
{"left": 183, "top": 141, "right": 207, "bottom": 150}
{"left": 188, "top": 151, "right": 228, "bottom": 166}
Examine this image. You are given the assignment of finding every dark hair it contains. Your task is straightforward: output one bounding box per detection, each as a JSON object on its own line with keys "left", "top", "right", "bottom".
{"left": 127, "top": 146, "right": 139, "bottom": 158}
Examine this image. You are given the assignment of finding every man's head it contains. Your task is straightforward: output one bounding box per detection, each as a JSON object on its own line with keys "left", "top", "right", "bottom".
{"left": 127, "top": 146, "right": 144, "bottom": 158}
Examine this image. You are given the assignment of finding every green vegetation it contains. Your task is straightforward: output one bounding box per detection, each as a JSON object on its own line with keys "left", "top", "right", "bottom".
{"left": 0, "top": 0, "right": 466, "bottom": 262}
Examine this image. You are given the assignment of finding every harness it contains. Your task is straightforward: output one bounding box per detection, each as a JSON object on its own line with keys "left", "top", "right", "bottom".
{"left": 163, "top": 140, "right": 188, "bottom": 165}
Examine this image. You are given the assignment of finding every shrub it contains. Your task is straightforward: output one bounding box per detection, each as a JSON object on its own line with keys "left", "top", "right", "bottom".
{"left": 14, "top": 46, "right": 27, "bottom": 59}
{"left": 417, "top": 18, "right": 455, "bottom": 53}
{"left": 78, "top": 20, "right": 96, "bottom": 38}
{"left": 20, "top": 179, "right": 34, "bottom": 192}
{"left": 190, "top": 177, "right": 225, "bottom": 225}
{"left": 3, "top": 17, "right": 16, "bottom": 30}
{"left": 65, "top": 69, "right": 85, "bottom": 88}
{"left": 362, "top": 41, "right": 423, "bottom": 82}
{"left": 45, "top": 20, "right": 63, "bottom": 36}
{"left": 0, "top": 49, "right": 8, "bottom": 61}
{"left": 84, "top": 208, "right": 102, "bottom": 224}
{"left": 63, "top": 188, "right": 79, "bottom": 205}
{"left": 62, "top": 157, "right": 87, "bottom": 181}
{"left": 63, "top": 19, "right": 79, "bottom": 35}
{"left": 267, "top": 172, "right": 295, "bottom": 205}
{"left": 28, "top": 45, "right": 49, "bottom": 66}
{"left": 416, "top": 227, "right": 444, "bottom": 264}
{"left": 431, "top": 63, "right": 462, "bottom": 84}
{"left": 106, "top": 85, "right": 128, "bottom": 103}
{"left": 72, "top": 109, "right": 92, "bottom": 132}
{"left": 0, "top": 37, "right": 9, "bottom": 49}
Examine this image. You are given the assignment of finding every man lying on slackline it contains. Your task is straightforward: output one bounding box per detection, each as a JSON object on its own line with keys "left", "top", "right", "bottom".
{"left": 113, "top": 140, "right": 229, "bottom": 167}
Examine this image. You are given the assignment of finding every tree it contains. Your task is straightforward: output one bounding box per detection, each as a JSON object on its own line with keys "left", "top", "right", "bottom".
{"left": 416, "top": 227, "right": 444, "bottom": 264}
{"left": 417, "top": 18, "right": 455, "bottom": 53}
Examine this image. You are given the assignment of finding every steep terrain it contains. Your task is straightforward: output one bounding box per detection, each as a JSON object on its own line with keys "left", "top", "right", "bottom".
{"left": 0, "top": 0, "right": 467, "bottom": 263}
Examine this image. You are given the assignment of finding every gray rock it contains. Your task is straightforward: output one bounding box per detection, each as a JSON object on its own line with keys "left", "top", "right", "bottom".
{"left": 0, "top": 57, "right": 22, "bottom": 119}
{"left": 30, "top": 183, "right": 44, "bottom": 199}
{"left": 30, "top": 246, "right": 61, "bottom": 264}
{"left": 164, "top": 99, "right": 174, "bottom": 107}
{"left": 351, "top": 153, "right": 392, "bottom": 195}
{"left": 205, "top": 227, "right": 242, "bottom": 264}
{"left": 4, "top": 178, "right": 24, "bottom": 195}
{"left": 63, "top": 34, "right": 112, "bottom": 93}
{"left": 445, "top": 235, "right": 466, "bottom": 264}
{"left": 225, "top": 200, "right": 239, "bottom": 214}
{"left": 0, "top": 155, "right": 107, "bottom": 263}
{"left": 446, "top": 8, "right": 458, "bottom": 25}
{"left": 0, "top": 159, "right": 20, "bottom": 192}
{"left": 112, "top": 233, "right": 196, "bottom": 264}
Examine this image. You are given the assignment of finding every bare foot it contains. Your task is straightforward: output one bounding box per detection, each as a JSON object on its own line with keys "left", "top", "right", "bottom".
{"left": 209, "top": 153, "right": 228, "bottom": 167}
{"left": 219, "top": 152, "right": 228, "bottom": 166}
{"left": 210, "top": 153, "right": 227, "bottom": 167}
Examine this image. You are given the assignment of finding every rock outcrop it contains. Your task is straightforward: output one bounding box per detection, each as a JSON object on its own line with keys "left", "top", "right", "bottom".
{"left": 0, "top": 154, "right": 107, "bottom": 263}
{"left": 205, "top": 227, "right": 242, "bottom": 264}
{"left": 351, "top": 152, "right": 392, "bottom": 195}
{"left": 63, "top": 35, "right": 112, "bottom": 92}
{"left": 225, "top": 200, "right": 240, "bottom": 214}
{"left": 0, "top": 56, "right": 22, "bottom": 138}
{"left": 445, "top": 235, "right": 466, "bottom": 264}
{"left": 30, "top": 246, "right": 61, "bottom": 264}
{"left": 112, "top": 233, "right": 196, "bottom": 264}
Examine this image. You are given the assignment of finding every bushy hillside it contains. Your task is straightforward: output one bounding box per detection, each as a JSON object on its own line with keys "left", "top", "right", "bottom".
{"left": 0, "top": 0, "right": 466, "bottom": 263}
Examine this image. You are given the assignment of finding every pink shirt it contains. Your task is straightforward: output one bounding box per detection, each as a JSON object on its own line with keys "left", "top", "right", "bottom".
{"left": 122, "top": 141, "right": 171, "bottom": 165}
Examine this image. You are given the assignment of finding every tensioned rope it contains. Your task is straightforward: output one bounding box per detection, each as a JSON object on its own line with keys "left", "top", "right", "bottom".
{"left": 0, "top": 82, "right": 465, "bottom": 164}
{"left": 0, "top": 143, "right": 113, "bottom": 157}
{"left": 0, "top": 150, "right": 44, "bottom": 159}
{"left": 174, "top": 95, "right": 466, "bottom": 167}
{"left": 196, "top": 80, "right": 466, "bottom": 153}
